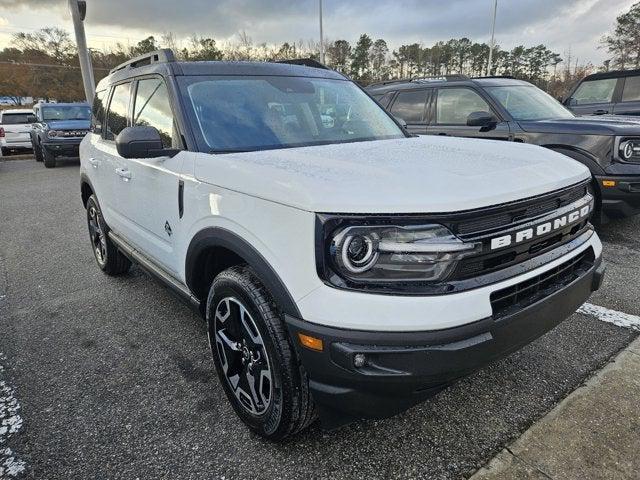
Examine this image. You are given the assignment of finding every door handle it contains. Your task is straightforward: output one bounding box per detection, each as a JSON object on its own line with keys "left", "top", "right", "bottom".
{"left": 593, "top": 109, "right": 608, "bottom": 115}
{"left": 89, "top": 158, "right": 99, "bottom": 168}
{"left": 437, "top": 133, "right": 448, "bottom": 136}
{"left": 115, "top": 168, "right": 131, "bottom": 181}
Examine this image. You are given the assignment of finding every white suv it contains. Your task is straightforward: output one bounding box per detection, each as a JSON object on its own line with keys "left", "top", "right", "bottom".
{"left": 80, "top": 50, "right": 605, "bottom": 440}
{"left": 0, "top": 109, "right": 36, "bottom": 156}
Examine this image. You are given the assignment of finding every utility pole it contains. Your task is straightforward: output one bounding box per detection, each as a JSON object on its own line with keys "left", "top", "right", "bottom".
{"left": 68, "top": 0, "right": 95, "bottom": 103}
{"left": 319, "top": 0, "right": 325, "bottom": 64}
{"left": 487, "top": 0, "right": 498, "bottom": 75}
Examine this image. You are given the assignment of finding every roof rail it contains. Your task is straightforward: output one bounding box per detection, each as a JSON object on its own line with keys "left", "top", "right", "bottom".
{"left": 276, "top": 58, "right": 330, "bottom": 70}
{"left": 368, "top": 74, "right": 469, "bottom": 88}
{"left": 472, "top": 75, "right": 517, "bottom": 80}
{"left": 109, "top": 49, "right": 176, "bottom": 75}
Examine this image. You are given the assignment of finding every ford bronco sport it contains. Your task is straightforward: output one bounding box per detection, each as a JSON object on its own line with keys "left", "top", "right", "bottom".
{"left": 80, "top": 50, "right": 604, "bottom": 440}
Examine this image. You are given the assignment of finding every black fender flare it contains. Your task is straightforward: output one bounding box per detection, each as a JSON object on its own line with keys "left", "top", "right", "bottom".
{"left": 544, "top": 145, "right": 606, "bottom": 175}
{"left": 80, "top": 172, "right": 95, "bottom": 207}
{"left": 185, "top": 227, "right": 301, "bottom": 318}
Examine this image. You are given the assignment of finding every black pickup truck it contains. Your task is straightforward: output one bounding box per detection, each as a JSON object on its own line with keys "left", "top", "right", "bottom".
{"left": 367, "top": 76, "right": 640, "bottom": 222}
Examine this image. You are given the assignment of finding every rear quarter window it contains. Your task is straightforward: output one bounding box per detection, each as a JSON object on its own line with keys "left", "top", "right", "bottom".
{"left": 622, "top": 76, "right": 640, "bottom": 103}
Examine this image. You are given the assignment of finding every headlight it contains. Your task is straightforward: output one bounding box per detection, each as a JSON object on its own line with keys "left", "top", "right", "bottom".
{"left": 617, "top": 137, "right": 640, "bottom": 162}
{"left": 47, "top": 130, "right": 58, "bottom": 138}
{"left": 321, "top": 220, "right": 480, "bottom": 288}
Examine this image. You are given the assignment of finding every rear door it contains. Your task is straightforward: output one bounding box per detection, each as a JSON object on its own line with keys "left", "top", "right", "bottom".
{"left": 567, "top": 77, "right": 620, "bottom": 116}
{"left": 613, "top": 76, "right": 640, "bottom": 117}
{"left": 387, "top": 88, "right": 431, "bottom": 135}
{"left": 426, "top": 87, "right": 511, "bottom": 140}
{"left": 1, "top": 112, "right": 35, "bottom": 147}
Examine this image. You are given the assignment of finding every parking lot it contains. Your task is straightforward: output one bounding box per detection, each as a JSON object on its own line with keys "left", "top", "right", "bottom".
{"left": 0, "top": 157, "right": 638, "bottom": 479}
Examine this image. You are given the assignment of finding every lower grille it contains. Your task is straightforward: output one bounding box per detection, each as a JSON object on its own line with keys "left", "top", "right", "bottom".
{"left": 490, "top": 248, "right": 595, "bottom": 319}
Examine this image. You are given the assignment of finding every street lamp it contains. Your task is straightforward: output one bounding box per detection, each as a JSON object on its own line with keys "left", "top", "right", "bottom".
{"left": 68, "top": 0, "right": 95, "bottom": 103}
{"left": 487, "top": 0, "right": 498, "bottom": 75}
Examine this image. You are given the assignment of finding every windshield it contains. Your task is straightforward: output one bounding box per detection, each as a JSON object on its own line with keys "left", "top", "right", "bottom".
{"left": 486, "top": 85, "right": 574, "bottom": 121}
{"left": 1, "top": 113, "right": 35, "bottom": 125}
{"left": 41, "top": 105, "right": 91, "bottom": 122}
{"left": 180, "top": 75, "right": 404, "bottom": 152}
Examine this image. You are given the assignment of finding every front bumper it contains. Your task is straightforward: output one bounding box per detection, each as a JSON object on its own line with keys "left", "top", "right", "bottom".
{"left": 286, "top": 248, "right": 604, "bottom": 427}
{"left": 596, "top": 175, "right": 640, "bottom": 218}
{"left": 42, "top": 138, "right": 82, "bottom": 157}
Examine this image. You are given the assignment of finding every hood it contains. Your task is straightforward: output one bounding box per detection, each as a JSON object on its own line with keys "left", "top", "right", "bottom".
{"left": 45, "top": 119, "right": 90, "bottom": 130}
{"left": 519, "top": 115, "right": 640, "bottom": 136}
{"left": 194, "top": 136, "right": 590, "bottom": 214}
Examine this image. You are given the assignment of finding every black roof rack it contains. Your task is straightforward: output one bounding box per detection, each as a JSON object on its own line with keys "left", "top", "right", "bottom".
{"left": 368, "top": 74, "right": 469, "bottom": 88}
{"left": 472, "top": 75, "right": 517, "bottom": 80}
{"left": 583, "top": 68, "right": 640, "bottom": 80}
{"left": 276, "top": 58, "right": 330, "bottom": 70}
{"left": 110, "top": 49, "right": 176, "bottom": 75}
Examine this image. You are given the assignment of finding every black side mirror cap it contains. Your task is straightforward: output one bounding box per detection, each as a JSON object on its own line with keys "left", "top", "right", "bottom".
{"left": 115, "top": 126, "right": 179, "bottom": 159}
{"left": 467, "top": 111, "right": 498, "bottom": 130}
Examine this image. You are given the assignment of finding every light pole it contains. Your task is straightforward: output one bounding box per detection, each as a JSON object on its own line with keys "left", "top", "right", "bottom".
{"left": 68, "top": 0, "right": 95, "bottom": 103}
{"left": 487, "top": 0, "right": 498, "bottom": 75}
{"left": 319, "top": 0, "right": 325, "bottom": 64}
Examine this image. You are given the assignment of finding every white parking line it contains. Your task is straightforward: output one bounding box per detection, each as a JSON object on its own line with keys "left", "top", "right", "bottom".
{"left": 0, "top": 353, "right": 25, "bottom": 478}
{"left": 578, "top": 303, "right": 640, "bottom": 332}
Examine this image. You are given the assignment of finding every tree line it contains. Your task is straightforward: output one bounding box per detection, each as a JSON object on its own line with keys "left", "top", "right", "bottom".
{"left": 1, "top": 1, "right": 639, "bottom": 105}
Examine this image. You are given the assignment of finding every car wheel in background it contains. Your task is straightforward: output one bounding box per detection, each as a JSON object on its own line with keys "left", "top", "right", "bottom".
{"left": 42, "top": 147, "right": 56, "bottom": 168}
{"left": 0, "top": 147, "right": 8, "bottom": 157}
{"left": 207, "top": 265, "right": 316, "bottom": 440}
{"left": 86, "top": 194, "right": 131, "bottom": 275}
{"left": 34, "top": 142, "right": 43, "bottom": 162}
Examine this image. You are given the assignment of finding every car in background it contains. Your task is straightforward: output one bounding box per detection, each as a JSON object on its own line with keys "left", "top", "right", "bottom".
{"left": 367, "top": 76, "right": 640, "bottom": 222}
{"left": 0, "top": 109, "right": 37, "bottom": 156}
{"left": 563, "top": 69, "right": 640, "bottom": 117}
{"left": 30, "top": 102, "right": 91, "bottom": 168}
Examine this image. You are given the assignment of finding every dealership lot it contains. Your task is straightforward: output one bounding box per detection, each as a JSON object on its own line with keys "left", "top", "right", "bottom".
{"left": 0, "top": 158, "right": 638, "bottom": 479}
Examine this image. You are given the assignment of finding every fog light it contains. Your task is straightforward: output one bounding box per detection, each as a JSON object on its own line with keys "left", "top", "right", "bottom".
{"left": 354, "top": 353, "right": 366, "bottom": 368}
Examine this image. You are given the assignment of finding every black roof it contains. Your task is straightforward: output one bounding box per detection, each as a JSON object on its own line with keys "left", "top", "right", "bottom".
{"left": 582, "top": 69, "right": 640, "bottom": 81}
{"left": 97, "top": 49, "right": 347, "bottom": 90}
{"left": 366, "top": 76, "right": 531, "bottom": 93}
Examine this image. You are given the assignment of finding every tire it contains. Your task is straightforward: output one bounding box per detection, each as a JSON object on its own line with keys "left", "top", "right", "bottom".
{"left": 206, "top": 265, "right": 316, "bottom": 440}
{"left": 86, "top": 195, "right": 131, "bottom": 275}
{"left": 42, "top": 147, "right": 56, "bottom": 168}
{"left": 33, "top": 141, "right": 43, "bottom": 162}
{"left": 0, "top": 147, "right": 8, "bottom": 157}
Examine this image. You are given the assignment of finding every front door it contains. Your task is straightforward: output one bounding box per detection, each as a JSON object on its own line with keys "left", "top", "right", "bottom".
{"left": 426, "top": 87, "right": 511, "bottom": 140}
{"left": 567, "top": 77, "right": 620, "bottom": 116}
{"left": 613, "top": 76, "right": 640, "bottom": 117}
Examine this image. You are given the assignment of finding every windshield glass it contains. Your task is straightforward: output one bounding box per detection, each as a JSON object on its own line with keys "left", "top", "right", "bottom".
{"left": 1, "top": 113, "right": 35, "bottom": 125}
{"left": 41, "top": 105, "right": 91, "bottom": 122}
{"left": 181, "top": 75, "right": 404, "bottom": 152}
{"left": 486, "top": 85, "right": 574, "bottom": 121}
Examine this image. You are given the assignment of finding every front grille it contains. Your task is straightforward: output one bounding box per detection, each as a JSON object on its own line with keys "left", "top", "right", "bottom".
{"left": 490, "top": 248, "right": 594, "bottom": 319}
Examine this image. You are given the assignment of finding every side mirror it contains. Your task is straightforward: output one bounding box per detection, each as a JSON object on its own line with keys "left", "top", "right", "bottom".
{"left": 467, "top": 111, "right": 498, "bottom": 130}
{"left": 27, "top": 115, "right": 37, "bottom": 123}
{"left": 394, "top": 116, "right": 408, "bottom": 129}
{"left": 115, "top": 126, "right": 178, "bottom": 159}
{"left": 567, "top": 98, "right": 578, "bottom": 107}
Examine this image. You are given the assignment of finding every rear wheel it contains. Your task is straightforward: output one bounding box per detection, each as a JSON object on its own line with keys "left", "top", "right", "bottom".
{"left": 42, "top": 146, "right": 56, "bottom": 168}
{"left": 33, "top": 141, "right": 43, "bottom": 162}
{"left": 207, "top": 266, "right": 316, "bottom": 440}
{"left": 0, "top": 147, "right": 8, "bottom": 157}
{"left": 86, "top": 195, "right": 131, "bottom": 275}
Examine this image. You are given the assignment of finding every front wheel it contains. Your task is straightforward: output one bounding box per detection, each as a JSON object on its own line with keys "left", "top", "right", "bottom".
{"left": 33, "top": 141, "right": 43, "bottom": 162}
{"left": 86, "top": 195, "right": 131, "bottom": 275}
{"left": 207, "top": 266, "right": 316, "bottom": 440}
{"left": 42, "top": 146, "right": 56, "bottom": 168}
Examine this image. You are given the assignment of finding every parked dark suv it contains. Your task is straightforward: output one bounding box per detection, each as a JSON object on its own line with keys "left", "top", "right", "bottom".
{"left": 563, "top": 69, "right": 640, "bottom": 117}
{"left": 367, "top": 76, "right": 640, "bottom": 222}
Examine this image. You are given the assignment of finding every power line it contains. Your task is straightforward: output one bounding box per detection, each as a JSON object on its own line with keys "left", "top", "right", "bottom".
{"left": 0, "top": 60, "right": 110, "bottom": 71}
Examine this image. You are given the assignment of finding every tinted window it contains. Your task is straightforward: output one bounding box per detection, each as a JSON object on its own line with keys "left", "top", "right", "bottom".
{"left": 182, "top": 75, "right": 403, "bottom": 152}
{"left": 91, "top": 90, "right": 107, "bottom": 134}
{"left": 390, "top": 89, "right": 428, "bottom": 123}
{"left": 41, "top": 106, "right": 91, "bottom": 121}
{"left": 622, "top": 76, "right": 640, "bottom": 103}
{"left": 106, "top": 83, "right": 131, "bottom": 140}
{"left": 379, "top": 91, "right": 395, "bottom": 108}
{"left": 133, "top": 78, "right": 176, "bottom": 148}
{"left": 487, "top": 85, "right": 574, "bottom": 121}
{"left": 572, "top": 78, "right": 617, "bottom": 105}
{"left": 1, "top": 113, "right": 35, "bottom": 124}
{"left": 436, "top": 88, "right": 491, "bottom": 125}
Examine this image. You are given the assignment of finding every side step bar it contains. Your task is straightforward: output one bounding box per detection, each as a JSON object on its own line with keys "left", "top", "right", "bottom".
{"left": 108, "top": 231, "right": 202, "bottom": 313}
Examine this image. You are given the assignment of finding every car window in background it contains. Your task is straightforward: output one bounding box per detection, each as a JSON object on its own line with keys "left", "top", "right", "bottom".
{"left": 390, "top": 89, "right": 428, "bottom": 123}
{"left": 1, "top": 113, "right": 36, "bottom": 124}
{"left": 106, "top": 83, "right": 131, "bottom": 140}
{"left": 91, "top": 90, "right": 107, "bottom": 134}
{"left": 41, "top": 105, "right": 91, "bottom": 121}
{"left": 182, "top": 75, "right": 404, "bottom": 152}
{"left": 435, "top": 88, "right": 491, "bottom": 125}
{"left": 571, "top": 78, "right": 617, "bottom": 105}
{"left": 379, "top": 91, "right": 395, "bottom": 108}
{"left": 487, "top": 85, "right": 575, "bottom": 121}
{"left": 622, "top": 76, "right": 640, "bottom": 103}
{"left": 133, "top": 78, "right": 176, "bottom": 148}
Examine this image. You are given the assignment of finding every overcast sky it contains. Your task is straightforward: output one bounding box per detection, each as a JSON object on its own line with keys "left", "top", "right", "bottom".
{"left": 0, "top": 0, "right": 636, "bottom": 66}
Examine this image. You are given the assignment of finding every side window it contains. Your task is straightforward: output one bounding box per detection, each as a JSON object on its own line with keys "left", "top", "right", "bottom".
{"left": 379, "top": 91, "right": 395, "bottom": 109}
{"left": 622, "top": 76, "right": 640, "bottom": 103}
{"left": 572, "top": 78, "right": 617, "bottom": 105}
{"left": 133, "top": 78, "right": 176, "bottom": 148}
{"left": 106, "top": 82, "right": 131, "bottom": 140}
{"left": 435, "top": 88, "right": 491, "bottom": 125}
{"left": 91, "top": 89, "right": 107, "bottom": 134}
{"left": 390, "top": 89, "right": 429, "bottom": 123}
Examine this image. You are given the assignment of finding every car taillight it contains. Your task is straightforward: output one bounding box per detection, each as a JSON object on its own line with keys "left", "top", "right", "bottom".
{"left": 0, "top": 127, "right": 4, "bottom": 138}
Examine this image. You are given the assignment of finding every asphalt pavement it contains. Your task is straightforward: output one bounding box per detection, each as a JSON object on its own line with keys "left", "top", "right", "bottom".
{"left": 0, "top": 157, "right": 638, "bottom": 479}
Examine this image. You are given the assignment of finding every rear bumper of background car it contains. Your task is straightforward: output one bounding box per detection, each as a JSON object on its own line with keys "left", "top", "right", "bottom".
{"left": 286, "top": 244, "right": 604, "bottom": 428}
{"left": 596, "top": 175, "right": 640, "bottom": 219}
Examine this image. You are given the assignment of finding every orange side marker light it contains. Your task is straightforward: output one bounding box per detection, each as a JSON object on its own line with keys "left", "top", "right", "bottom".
{"left": 298, "top": 333, "right": 324, "bottom": 351}
{"left": 602, "top": 180, "right": 617, "bottom": 188}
